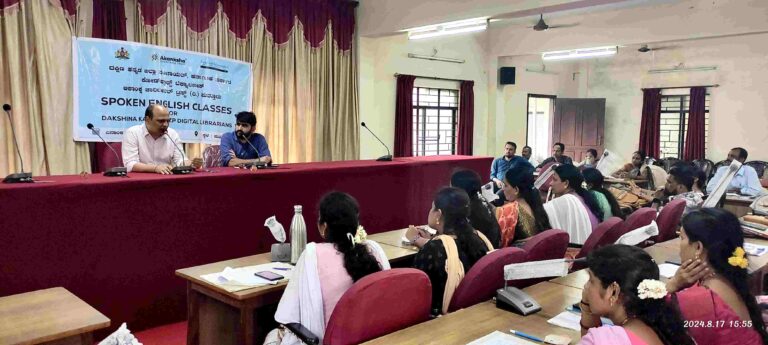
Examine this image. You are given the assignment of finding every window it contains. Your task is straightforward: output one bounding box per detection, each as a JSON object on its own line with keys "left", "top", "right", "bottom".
{"left": 659, "top": 94, "right": 710, "bottom": 159}
{"left": 412, "top": 88, "right": 458, "bottom": 156}
{"left": 526, "top": 94, "right": 556, "bottom": 162}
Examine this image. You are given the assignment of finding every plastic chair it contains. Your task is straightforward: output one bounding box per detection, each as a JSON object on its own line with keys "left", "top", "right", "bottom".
{"left": 448, "top": 247, "right": 526, "bottom": 312}
{"left": 571, "top": 217, "right": 624, "bottom": 271}
{"left": 286, "top": 268, "right": 432, "bottom": 345}
{"left": 203, "top": 145, "right": 222, "bottom": 168}
{"left": 654, "top": 199, "right": 686, "bottom": 243}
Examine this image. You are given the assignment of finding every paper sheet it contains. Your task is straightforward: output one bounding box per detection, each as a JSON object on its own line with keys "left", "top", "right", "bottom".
{"left": 615, "top": 221, "right": 659, "bottom": 246}
{"left": 548, "top": 310, "right": 614, "bottom": 331}
{"left": 534, "top": 164, "right": 558, "bottom": 189}
{"left": 745, "top": 243, "right": 768, "bottom": 257}
{"left": 481, "top": 181, "right": 499, "bottom": 202}
{"left": 594, "top": 149, "right": 624, "bottom": 177}
{"left": 658, "top": 263, "right": 680, "bottom": 278}
{"left": 504, "top": 259, "right": 568, "bottom": 280}
{"left": 200, "top": 262, "right": 294, "bottom": 292}
{"left": 467, "top": 331, "right": 537, "bottom": 345}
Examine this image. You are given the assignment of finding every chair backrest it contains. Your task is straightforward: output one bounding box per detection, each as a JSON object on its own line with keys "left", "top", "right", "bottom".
{"left": 655, "top": 199, "right": 686, "bottom": 242}
{"left": 575, "top": 217, "right": 624, "bottom": 261}
{"left": 448, "top": 247, "right": 526, "bottom": 312}
{"left": 324, "top": 268, "right": 431, "bottom": 345}
{"left": 203, "top": 145, "right": 222, "bottom": 168}
{"left": 622, "top": 207, "right": 657, "bottom": 235}
{"left": 745, "top": 160, "right": 768, "bottom": 179}
{"left": 535, "top": 162, "right": 560, "bottom": 192}
{"left": 692, "top": 159, "right": 714, "bottom": 179}
{"left": 659, "top": 157, "right": 681, "bottom": 172}
{"left": 522, "top": 229, "right": 569, "bottom": 262}
{"left": 711, "top": 159, "right": 728, "bottom": 179}
{"left": 97, "top": 142, "right": 123, "bottom": 172}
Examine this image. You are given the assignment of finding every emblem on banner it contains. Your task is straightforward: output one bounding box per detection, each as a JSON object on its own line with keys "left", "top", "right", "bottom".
{"left": 115, "top": 47, "right": 130, "bottom": 60}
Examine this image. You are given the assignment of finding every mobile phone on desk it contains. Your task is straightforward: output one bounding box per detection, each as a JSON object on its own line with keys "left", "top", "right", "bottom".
{"left": 254, "top": 271, "right": 284, "bottom": 281}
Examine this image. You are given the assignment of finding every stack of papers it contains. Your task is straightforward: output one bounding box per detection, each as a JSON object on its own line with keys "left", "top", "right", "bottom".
{"left": 467, "top": 331, "right": 537, "bottom": 345}
{"left": 200, "top": 262, "right": 293, "bottom": 292}
{"left": 744, "top": 243, "right": 768, "bottom": 257}
{"left": 548, "top": 309, "right": 614, "bottom": 331}
{"left": 658, "top": 263, "right": 680, "bottom": 278}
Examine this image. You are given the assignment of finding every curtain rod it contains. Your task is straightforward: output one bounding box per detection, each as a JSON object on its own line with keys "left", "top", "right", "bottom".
{"left": 642, "top": 84, "right": 719, "bottom": 90}
{"left": 393, "top": 73, "right": 467, "bottom": 83}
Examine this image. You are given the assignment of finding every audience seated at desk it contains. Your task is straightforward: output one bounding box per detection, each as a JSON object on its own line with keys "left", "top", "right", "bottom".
{"left": 579, "top": 245, "right": 695, "bottom": 345}
{"left": 220, "top": 111, "right": 272, "bottom": 167}
{"left": 632, "top": 164, "right": 704, "bottom": 216}
{"left": 537, "top": 142, "right": 574, "bottom": 169}
{"left": 666, "top": 209, "right": 768, "bottom": 345}
{"left": 121, "top": 104, "right": 203, "bottom": 174}
{"left": 267, "top": 192, "right": 390, "bottom": 345}
{"left": 707, "top": 147, "right": 764, "bottom": 197}
{"left": 612, "top": 150, "right": 650, "bottom": 182}
{"left": 496, "top": 164, "right": 552, "bottom": 247}
{"left": 412, "top": 187, "right": 494, "bottom": 315}
{"left": 451, "top": 169, "right": 502, "bottom": 249}
{"left": 544, "top": 164, "right": 601, "bottom": 244}
{"left": 583, "top": 168, "right": 625, "bottom": 221}
{"left": 577, "top": 149, "right": 600, "bottom": 170}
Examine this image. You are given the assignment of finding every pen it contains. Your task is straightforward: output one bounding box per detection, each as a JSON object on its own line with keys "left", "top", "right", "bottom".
{"left": 509, "top": 330, "right": 542, "bottom": 343}
{"left": 273, "top": 267, "right": 291, "bottom": 271}
{"left": 664, "top": 260, "right": 681, "bottom": 266}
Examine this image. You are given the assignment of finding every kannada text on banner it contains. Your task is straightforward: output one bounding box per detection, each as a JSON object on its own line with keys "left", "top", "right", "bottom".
{"left": 73, "top": 37, "right": 253, "bottom": 144}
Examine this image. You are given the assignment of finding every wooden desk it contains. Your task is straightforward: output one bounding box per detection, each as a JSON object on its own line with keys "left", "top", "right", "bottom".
{"left": 363, "top": 282, "right": 582, "bottom": 345}
{"left": 550, "top": 269, "right": 589, "bottom": 290}
{"left": 176, "top": 236, "right": 418, "bottom": 345}
{"left": 368, "top": 228, "right": 420, "bottom": 251}
{"left": 724, "top": 195, "right": 755, "bottom": 218}
{"left": 0, "top": 287, "right": 110, "bottom": 345}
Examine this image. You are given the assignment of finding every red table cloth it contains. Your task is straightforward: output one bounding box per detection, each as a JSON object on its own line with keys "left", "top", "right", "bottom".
{"left": 0, "top": 155, "right": 491, "bottom": 332}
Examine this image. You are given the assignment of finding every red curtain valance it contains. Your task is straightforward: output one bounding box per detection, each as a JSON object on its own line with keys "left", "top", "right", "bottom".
{"left": 136, "top": 0, "right": 356, "bottom": 50}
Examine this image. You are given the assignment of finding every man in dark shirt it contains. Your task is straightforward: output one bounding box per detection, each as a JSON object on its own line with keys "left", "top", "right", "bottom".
{"left": 537, "top": 142, "right": 573, "bottom": 169}
{"left": 219, "top": 111, "right": 272, "bottom": 166}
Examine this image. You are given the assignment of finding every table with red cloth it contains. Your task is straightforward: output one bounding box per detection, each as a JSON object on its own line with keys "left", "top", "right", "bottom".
{"left": 0, "top": 155, "right": 491, "bottom": 334}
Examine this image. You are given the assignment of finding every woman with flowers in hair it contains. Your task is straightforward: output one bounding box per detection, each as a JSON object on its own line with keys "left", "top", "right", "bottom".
{"left": 266, "top": 192, "right": 390, "bottom": 345}
{"left": 666, "top": 208, "right": 768, "bottom": 344}
{"left": 413, "top": 187, "right": 494, "bottom": 315}
{"left": 579, "top": 244, "right": 694, "bottom": 344}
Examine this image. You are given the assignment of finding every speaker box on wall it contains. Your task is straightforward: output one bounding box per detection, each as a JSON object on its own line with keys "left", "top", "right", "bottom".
{"left": 500, "top": 67, "right": 516, "bottom": 85}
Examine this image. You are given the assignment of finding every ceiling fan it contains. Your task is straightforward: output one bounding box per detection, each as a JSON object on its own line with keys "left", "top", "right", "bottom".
{"left": 638, "top": 44, "right": 680, "bottom": 52}
{"left": 530, "top": 14, "right": 578, "bottom": 31}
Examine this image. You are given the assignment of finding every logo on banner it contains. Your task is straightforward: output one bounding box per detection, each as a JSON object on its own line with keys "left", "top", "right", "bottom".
{"left": 115, "top": 47, "right": 130, "bottom": 60}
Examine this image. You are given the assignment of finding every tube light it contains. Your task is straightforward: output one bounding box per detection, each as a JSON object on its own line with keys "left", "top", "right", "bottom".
{"left": 647, "top": 66, "right": 717, "bottom": 74}
{"left": 542, "top": 46, "right": 617, "bottom": 61}
{"left": 406, "top": 18, "right": 488, "bottom": 40}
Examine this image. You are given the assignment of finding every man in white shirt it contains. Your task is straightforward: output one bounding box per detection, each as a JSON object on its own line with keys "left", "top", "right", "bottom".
{"left": 706, "top": 147, "right": 764, "bottom": 197}
{"left": 122, "top": 104, "right": 203, "bottom": 174}
{"left": 521, "top": 145, "right": 539, "bottom": 167}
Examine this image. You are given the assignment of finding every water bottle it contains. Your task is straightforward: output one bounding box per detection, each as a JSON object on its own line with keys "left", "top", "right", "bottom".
{"left": 290, "top": 205, "right": 307, "bottom": 264}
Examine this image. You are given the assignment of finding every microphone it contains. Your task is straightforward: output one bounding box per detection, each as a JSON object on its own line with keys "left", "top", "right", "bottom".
{"left": 3, "top": 104, "right": 33, "bottom": 183}
{"left": 164, "top": 130, "right": 194, "bottom": 174}
{"left": 361, "top": 122, "right": 392, "bottom": 162}
{"left": 87, "top": 123, "right": 127, "bottom": 177}
{"left": 237, "top": 132, "right": 266, "bottom": 168}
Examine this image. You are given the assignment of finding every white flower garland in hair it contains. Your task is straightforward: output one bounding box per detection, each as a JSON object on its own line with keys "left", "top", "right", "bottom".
{"left": 347, "top": 225, "right": 368, "bottom": 245}
{"left": 637, "top": 279, "right": 667, "bottom": 300}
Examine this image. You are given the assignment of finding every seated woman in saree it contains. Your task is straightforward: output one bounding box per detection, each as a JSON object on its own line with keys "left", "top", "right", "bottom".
{"left": 450, "top": 169, "right": 502, "bottom": 248}
{"left": 412, "top": 187, "right": 494, "bottom": 315}
{"left": 666, "top": 208, "right": 768, "bottom": 345}
{"left": 579, "top": 244, "right": 695, "bottom": 345}
{"left": 266, "top": 192, "right": 390, "bottom": 345}
{"left": 496, "top": 163, "right": 551, "bottom": 247}
{"left": 544, "top": 164, "right": 602, "bottom": 245}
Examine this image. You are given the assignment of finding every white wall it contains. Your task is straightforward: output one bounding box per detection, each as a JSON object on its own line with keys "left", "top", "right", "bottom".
{"left": 359, "top": 32, "right": 490, "bottom": 159}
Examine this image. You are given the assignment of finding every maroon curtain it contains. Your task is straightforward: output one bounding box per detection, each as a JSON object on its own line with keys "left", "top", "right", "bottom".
{"left": 457, "top": 80, "right": 474, "bottom": 155}
{"left": 394, "top": 75, "right": 416, "bottom": 157}
{"left": 683, "top": 87, "right": 706, "bottom": 161}
{"left": 91, "top": 0, "right": 127, "bottom": 173}
{"left": 638, "top": 88, "right": 662, "bottom": 158}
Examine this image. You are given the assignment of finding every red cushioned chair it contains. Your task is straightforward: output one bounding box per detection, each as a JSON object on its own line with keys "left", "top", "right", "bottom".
{"left": 448, "top": 247, "right": 526, "bottom": 312}
{"left": 286, "top": 268, "right": 432, "bottom": 345}
{"left": 571, "top": 217, "right": 624, "bottom": 271}
{"left": 620, "top": 207, "right": 658, "bottom": 248}
{"left": 97, "top": 142, "right": 123, "bottom": 172}
{"left": 653, "top": 199, "right": 686, "bottom": 243}
{"left": 509, "top": 229, "right": 569, "bottom": 288}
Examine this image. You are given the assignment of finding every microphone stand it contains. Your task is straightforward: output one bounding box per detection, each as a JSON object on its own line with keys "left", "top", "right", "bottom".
{"left": 88, "top": 124, "right": 127, "bottom": 177}
{"left": 3, "top": 105, "right": 32, "bottom": 183}
{"left": 238, "top": 133, "right": 266, "bottom": 168}
{"left": 361, "top": 122, "right": 393, "bottom": 161}
{"left": 165, "top": 132, "right": 194, "bottom": 174}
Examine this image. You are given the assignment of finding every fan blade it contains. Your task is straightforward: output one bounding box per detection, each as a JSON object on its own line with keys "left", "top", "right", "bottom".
{"left": 547, "top": 23, "right": 579, "bottom": 29}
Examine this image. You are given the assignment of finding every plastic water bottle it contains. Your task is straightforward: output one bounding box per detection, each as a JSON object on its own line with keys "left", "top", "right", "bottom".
{"left": 290, "top": 205, "right": 307, "bottom": 264}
